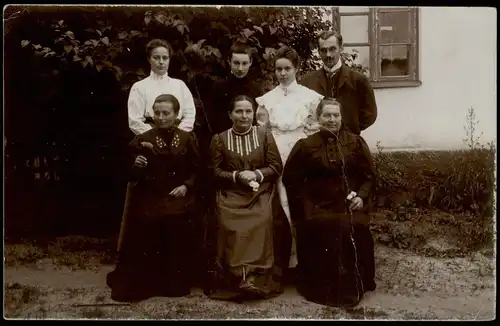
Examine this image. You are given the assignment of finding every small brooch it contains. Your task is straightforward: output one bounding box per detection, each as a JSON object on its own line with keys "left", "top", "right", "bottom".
{"left": 155, "top": 136, "right": 167, "bottom": 149}
{"left": 171, "top": 133, "right": 180, "bottom": 148}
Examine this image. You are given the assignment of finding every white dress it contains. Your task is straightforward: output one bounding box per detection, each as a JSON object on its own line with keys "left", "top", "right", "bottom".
{"left": 256, "top": 80, "right": 323, "bottom": 268}
{"left": 127, "top": 71, "right": 197, "bottom": 135}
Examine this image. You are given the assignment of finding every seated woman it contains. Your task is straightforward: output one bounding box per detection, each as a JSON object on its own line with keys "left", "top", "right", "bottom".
{"left": 107, "top": 94, "right": 201, "bottom": 302}
{"left": 282, "top": 98, "right": 376, "bottom": 308}
{"left": 208, "top": 95, "right": 292, "bottom": 302}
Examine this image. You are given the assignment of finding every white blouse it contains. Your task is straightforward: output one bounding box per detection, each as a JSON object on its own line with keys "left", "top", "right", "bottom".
{"left": 255, "top": 80, "right": 323, "bottom": 133}
{"left": 128, "top": 71, "right": 196, "bottom": 135}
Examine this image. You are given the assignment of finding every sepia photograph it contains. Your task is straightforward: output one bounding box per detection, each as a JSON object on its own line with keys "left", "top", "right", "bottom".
{"left": 3, "top": 4, "right": 496, "bottom": 320}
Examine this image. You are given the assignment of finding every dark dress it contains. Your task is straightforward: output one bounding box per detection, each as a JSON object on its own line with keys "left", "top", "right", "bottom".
{"left": 203, "top": 74, "right": 263, "bottom": 138}
{"left": 282, "top": 126, "right": 376, "bottom": 307}
{"left": 207, "top": 126, "right": 292, "bottom": 302}
{"left": 106, "top": 127, "right": 200, "bottom": 302}
{"left": 195, "top": 75, "right": 263, "bottom": 289}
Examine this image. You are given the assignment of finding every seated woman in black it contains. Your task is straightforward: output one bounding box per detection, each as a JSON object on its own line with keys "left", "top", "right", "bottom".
{"left": 282, "top": 98, "right": 376, "bottom": 308}
{"left": 107, "top": 94, "right": 200, "bottom": 302}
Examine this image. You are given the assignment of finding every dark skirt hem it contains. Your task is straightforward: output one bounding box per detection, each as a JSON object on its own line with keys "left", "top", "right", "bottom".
{"left": 295, "top": 218, "right": 376, "bottom": 308}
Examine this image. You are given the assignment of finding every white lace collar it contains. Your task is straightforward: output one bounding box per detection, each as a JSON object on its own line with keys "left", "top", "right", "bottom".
{"left": 149, "top": 70, "right": 170, "bottom": 81}
{"left": 278, "top": 80, "right": 301, "bottom": 96}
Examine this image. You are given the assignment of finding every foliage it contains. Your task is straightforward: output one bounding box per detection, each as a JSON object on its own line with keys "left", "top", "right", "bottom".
{"left": 5, "top": 6, "right": 494, "bottom": 252}
{"left": 341, "top": 49, "right": 369, "bottom": 76}
{"left": 373, "top": 146, "right": 495, "bottom": 216}
{"left": 373, "top": 107, "right": 496, "bottom": 219}
{"left": 463, "top": 106, "right": 484, "bottom": 150}
{"left": 6, "top": 5, "right": 337, "bottom": 98}
{"left": 370, "top": 209, "right": 494, "bottom": 255}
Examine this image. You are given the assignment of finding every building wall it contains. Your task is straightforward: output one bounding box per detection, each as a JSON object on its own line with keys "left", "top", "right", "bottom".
{"left": 360, "top": 7, "right": 497, "bottom": 151}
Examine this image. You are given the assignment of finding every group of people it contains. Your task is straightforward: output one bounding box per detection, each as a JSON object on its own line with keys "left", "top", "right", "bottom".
{"left": 106, "top": 30, "right": 379, "bottom": 308}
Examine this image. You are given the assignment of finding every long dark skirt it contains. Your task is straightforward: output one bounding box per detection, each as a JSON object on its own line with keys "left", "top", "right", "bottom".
{"left": 295, "top": 217, "right": 376, "bottom": 307}
{"left": 107, "top": 211, "right": 194, "bottom": 302}
{"left": 207, "top": 194, "right": 292, "bottom": 302}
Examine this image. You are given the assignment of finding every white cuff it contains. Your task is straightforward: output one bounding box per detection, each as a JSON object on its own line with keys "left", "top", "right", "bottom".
{"left": 255, "top": 169, "right": 264, "bottom": 183}
{"left": 232, "top": 171, "right": 238, "bottom": 183}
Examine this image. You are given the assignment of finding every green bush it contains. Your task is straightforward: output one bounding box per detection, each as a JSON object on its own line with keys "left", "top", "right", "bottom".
{"left": 5, "top": 6, "right": 344, "bottom": 96}
{"left": 6, "top": 6, "right": 368, "bottom": 146}
{"left": 372, "top": 107, "right": 496, "bottom": 219}
{"left": 373, "top": 146, "right": 495, "bottom": 216}
{"left": 4, "top": 6, "right": 494, "bottom": 248}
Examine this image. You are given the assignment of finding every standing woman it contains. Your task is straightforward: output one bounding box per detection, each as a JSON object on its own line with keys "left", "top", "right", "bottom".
{"left": 117, "top": 39, "right": 197, "bottom": 253}
{"left": 107, "top": 94, "right": 201, "bottom": 302}
{"left": 208, "top": 95, "right": 292, "bottom": 302}
{"left": 128, "top": 38, "right": 196, "bottom": 135}
{"left": 255, "top": 46, "right": 323, "bottom": 268}
{"left": 282, "top": 98, "right": 376, "bottom": 307}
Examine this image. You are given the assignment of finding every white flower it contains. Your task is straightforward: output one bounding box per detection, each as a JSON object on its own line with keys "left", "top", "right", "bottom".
{"left": 347, "top": 191, "right": 357, "bottom": 201}
{"left": 249, "top": 181, "right": 260, "bottom": 192}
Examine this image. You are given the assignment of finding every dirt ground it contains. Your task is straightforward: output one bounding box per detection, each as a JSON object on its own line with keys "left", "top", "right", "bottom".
{"left": 4, "top": 210, "right": 496, "bottom": 320}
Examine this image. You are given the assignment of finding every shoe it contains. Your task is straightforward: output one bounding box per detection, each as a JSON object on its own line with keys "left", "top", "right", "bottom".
{"left": 110, "top": 290, "right": 152, "bottom": 303}
{"left": 161, "top": 288, "right": 191, "bottom": 298}
{"left": 364, "top": 280, "right": 376, "bottom": 292}
{"left": 208, "top": 290, "right": 245, "bottom": 303}
{"left": 239, "top": 276, "right": 269, "bottom": 298}
{"left": 340, "top": 295, "right": 361, "bottom": 308}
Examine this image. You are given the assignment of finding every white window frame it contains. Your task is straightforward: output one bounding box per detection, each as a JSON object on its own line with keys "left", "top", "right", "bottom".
{"left": 333, "top": 7, "right": 421, "bottom": 89}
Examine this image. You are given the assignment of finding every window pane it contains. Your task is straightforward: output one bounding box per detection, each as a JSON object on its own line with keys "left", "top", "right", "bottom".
{"left": 343, "top": 46, "right": 370, "bottom": 76}
{"left": 340, "top": 15, "right": 369, "bottom": 44}
{"left": 338, "top": 6, "right": 369, "bottom": 13}
{"left": 381, "top": 45, "right": 410, "bottom": 76}
{"left": 379, "top": 10, "right": 411, "bottom": 44}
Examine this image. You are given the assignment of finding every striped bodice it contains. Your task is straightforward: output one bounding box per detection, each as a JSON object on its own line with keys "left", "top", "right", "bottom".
{"left": 226, "top": 126, "right": 261, "bottom": 156}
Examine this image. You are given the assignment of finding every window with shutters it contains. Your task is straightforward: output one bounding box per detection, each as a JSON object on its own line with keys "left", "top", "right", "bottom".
{"left": 333, "top": 6, "right": 421, "bottom": 88}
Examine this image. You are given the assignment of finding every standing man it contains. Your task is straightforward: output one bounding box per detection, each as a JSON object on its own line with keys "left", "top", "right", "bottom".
{"left": 300, "top": 31, "right": 377, "bottom": 135}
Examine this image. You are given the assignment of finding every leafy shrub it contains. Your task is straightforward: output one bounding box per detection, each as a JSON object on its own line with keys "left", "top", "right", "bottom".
{"left": 5, "top": 6, "right": 369, "bottom": 104}
{"left": 5, "top": 6, "right": 339, "bottom": 96}
{"left": 373, "top": 106, "right": 496, "bottom": 219}
{"left": 373, "top": 145, "right": 495, "bottom": 217}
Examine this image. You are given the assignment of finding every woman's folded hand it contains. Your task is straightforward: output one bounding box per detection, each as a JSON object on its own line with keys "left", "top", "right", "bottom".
{"left": 349, "top": 197, "right": 364, "bottom": 211}
{"left": 133, "top": 155, "right": 148, "bottom": 168}
{"left": 169, "top": 185, "right": 187, "bottom": 198}
{"left": 238, "top": 170, "right": 257, "bottom": 183}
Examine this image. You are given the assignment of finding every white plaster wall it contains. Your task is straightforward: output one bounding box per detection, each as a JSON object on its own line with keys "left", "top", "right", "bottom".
{"left": 361, "top": 7, "right": 497, "bottom": 151}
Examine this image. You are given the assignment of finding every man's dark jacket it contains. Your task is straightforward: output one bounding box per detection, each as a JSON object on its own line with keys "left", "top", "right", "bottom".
{"left": 300, "top": 64, "right": 377, "bottom": 135}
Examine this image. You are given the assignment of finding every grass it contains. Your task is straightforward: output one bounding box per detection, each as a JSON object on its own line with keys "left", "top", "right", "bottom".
{"left": 4, "top": 243, "right": 495, "bottom": 319}
{"left": 3, "top": 143, "right": 495, "bottom": 320}
{"left": 373, "top": 146, "right": 496, "bottom": 217}
{"left": 370, "top": 208, "right": 494, "bottom": 257}
{"left": 4, "top": 236, "right": 117, "bottom": 269}
{"left": 4, "top": 283, "right": 43, "bottom": 319}
{"left": 80, "top": 308, "right": 106, "bottom": 319}
{"left": 345, "top": 307, "right": 389, "bottom": 319}
{"left": 4, "top": 206, "right": 494, "bottom": 274}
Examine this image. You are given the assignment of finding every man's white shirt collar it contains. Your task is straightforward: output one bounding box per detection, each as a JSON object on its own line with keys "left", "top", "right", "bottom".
{"left": 323, "top": 57, "right": 342, "bottom": 74}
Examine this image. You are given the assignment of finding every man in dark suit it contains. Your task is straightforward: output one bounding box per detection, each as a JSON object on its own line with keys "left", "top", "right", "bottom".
{"left": 300, "top": 31, "right": 378, "bottom": 135}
